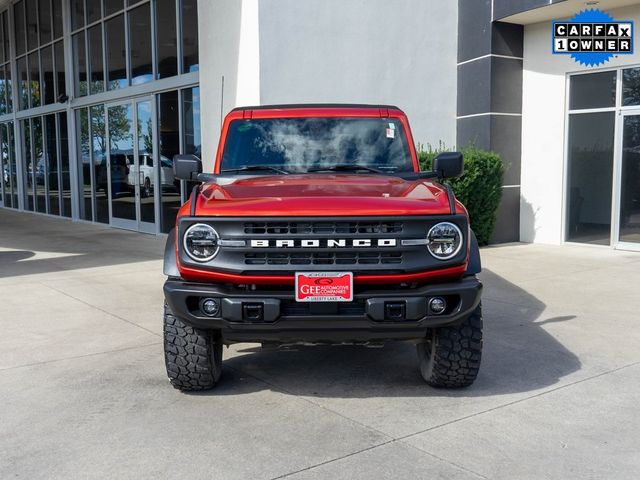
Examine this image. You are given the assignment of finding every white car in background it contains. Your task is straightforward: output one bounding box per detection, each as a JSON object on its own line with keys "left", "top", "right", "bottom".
{"left": 127, "top": 154, "right": 176, "bottom": 197}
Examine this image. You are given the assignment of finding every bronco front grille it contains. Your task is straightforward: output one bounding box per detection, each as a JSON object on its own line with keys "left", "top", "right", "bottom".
{"left": 244, "top": 251, "right": 403, "bottom": 266}
{"left": 177, "top": 215, "right": 469, "bottom": 275}
{"left": 243, "top": 221, "right": 403, "bottom": 235}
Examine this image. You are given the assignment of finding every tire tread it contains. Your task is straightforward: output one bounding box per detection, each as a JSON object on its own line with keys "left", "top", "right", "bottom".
{"left": 163, "top": 303, "right": 222, "bottom": 391}
{"left": 418, "top": 305, "right": 483, "bottom": 388}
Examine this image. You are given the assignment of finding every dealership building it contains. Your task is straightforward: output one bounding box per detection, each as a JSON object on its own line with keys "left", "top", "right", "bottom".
{"left": 0, "top": 0, "right": 639, "bottom": 251}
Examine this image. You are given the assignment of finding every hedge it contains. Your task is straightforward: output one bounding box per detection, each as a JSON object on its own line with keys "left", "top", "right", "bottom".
{"left": 417, "top": 145, "right": 504, "bottom": 245}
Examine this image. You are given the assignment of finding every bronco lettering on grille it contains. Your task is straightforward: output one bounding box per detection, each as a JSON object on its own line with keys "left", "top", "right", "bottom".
{"left": 249, "top": 239, "right": 397, "bottom": 248}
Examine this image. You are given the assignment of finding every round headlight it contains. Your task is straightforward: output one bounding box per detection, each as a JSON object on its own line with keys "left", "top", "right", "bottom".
{"left": 427, "top": 222, "right": 463, "bottom": 260}
{"left": 183, "top": 223, "right": 219, "bottom": 262}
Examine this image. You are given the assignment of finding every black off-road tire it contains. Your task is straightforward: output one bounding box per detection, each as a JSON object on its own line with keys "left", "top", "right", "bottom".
{"left": 163, "top": 303, "right": 223, "bottom": 391}
{"left": 417, "top": 304, "right": 483, "bottom": 388}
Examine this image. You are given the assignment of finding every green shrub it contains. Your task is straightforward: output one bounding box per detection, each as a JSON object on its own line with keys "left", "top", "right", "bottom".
{"left": 417, "top": 144, "right": 504, "bottom": 245}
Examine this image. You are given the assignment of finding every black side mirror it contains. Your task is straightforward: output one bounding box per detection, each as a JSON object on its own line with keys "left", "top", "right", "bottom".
{"left": 433, "top": 152, "right": 464, "bottom": 179}
{"left": 173, "top": 154, "right": 202, "bottom": 181}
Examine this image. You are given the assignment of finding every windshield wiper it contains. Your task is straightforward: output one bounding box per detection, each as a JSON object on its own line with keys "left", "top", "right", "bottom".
{"left": 307, "top": 164, "right": 385, "bottom": 174}
{"left": 221, "top": 165, "right": 290, "bottom": 174}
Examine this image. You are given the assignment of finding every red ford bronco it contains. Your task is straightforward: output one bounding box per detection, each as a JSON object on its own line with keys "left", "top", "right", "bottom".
{"left": 163, "top": 104, "right": 483, "bottom": 391}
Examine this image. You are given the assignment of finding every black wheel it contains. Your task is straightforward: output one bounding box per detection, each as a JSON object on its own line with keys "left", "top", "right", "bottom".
{"left": 163, "top": 303, "right": 223, "bottom": 391}
{"left": 142, "top": 178, "right": 151, "bottom": 198}
{"left": 417, "top": 304, "right": 483, "bottom": 388}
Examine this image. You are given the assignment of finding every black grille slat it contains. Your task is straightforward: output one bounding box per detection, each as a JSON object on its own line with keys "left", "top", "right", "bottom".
{"left": 281, "top": 300, "right": 366, "bottom": 316}
{"left": 244, "top": 252, "right": 403, "bottom": 266}
{"left": 243, "top": 221, "right": 403, "bottom": 236}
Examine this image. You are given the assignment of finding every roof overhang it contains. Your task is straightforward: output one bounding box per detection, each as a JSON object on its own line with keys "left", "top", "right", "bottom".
{"left": 499, "top": 0, "right": 640, "bottom": 25}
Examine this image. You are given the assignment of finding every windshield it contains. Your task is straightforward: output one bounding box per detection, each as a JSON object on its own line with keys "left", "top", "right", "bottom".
{"left": 220, "top": 117, "right": 414, "bottom": 174}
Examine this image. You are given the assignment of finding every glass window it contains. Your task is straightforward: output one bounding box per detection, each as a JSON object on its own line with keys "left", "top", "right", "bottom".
{"left": 4, "top": 63, "right": 11, "bottom": 114}
{"left": 158, "top": 90, "right": 180, "bottom": 233}
{"left": 221, "top": 118, "right": 414, "bottom": 174}
{"left": 1, "top": 123, "right": 12, "bottom": 207}
{"left": 32, "top": 117, "right": 46, "bottom": 213}
{"left": 622, "top": 68, "right": 640, "bottom": 106}
{"left": 88, "top": 24, "right": 104, "bottom": 94}
{"left": 91, "top": 105, "right": 108, "bottom": 223}
{"left": 52, "top": 0, "right": 63, "bottom": 39}
{"left": 0, "top": 123, "right": 8, "bottom": 207}
{"left": 137, "top": 100, "right": 155, "bottom": 224}
{"left": 41, "top": 45, "right": 54, "bottom": 105}
{"left": 108, "top": 103, "right": 135, "bottom": 222}
{"left": 104, "top": 0, "right": 123, "bottom": 16}
{"left": 73, "top": 31, "right": 87, "bottom": 97}
{"left": 45, "top": 114, "right": 60, "bottom": 216}
{"left": 0, "top": 12, "right": 5, "bottom": 64}
{"left": 25, "top": 0, "right": 38, "bottom": 51}
{"left": 129, "top": 4, "right": 152, "bottom": 85}
{"left": 105, "top": 14, "right": 127, "bottom": 90}
{"left": 5, "top": 122, "right": 18, "bottom": 208}
{"left": 56, "top": 113, "right": 70, "bottom": 217}
{"left": 2, "top": 12, "right": 7, "bottom": 61}
{"left": 14, "top": 1, "right": 26, "bottom": 56}
{"left": 39, "top": 0, "right": 52, "bottom": 45}
{"left": 0, "top": 68, "right": 5, "bottom": 115}
{"left": 2, "top": 12, "right": 8, "bottom": 61}
{"left": 54, "top": 40, "right": 65, "bottom": 100}
{"left": 76, "top": 107, "right": 92, "bottom": 220}
{"left": 71, "top": 0, "right": 85, "bottom": 31}
{"left": 182, "top": 0, "right": 199, "bottom": 73}
{"left": 87, "top": 0, "right": 102, "bottom": 24}
{"left": 28, "top": 52, "right": 41, "bottom": 108}
{"left": 156, "top": 0, "right": 178, "bottom": 79}
{"left": 182, "top": 87, "right": 200, "bottom": 156}
{"left": 0, "top": 124, "right": 6, "bottom": 205}
{"left": 566, "top": 112, "right": 615, "bottom": 245}
{"left": 619, "top": 115, "right": 640, "bottom": 243}
{"left": 16, "top": 56, "right": 28, "bottom": 110}
{"left": 22, "top": 119, "right": 34, "bottom": 210}
{"left": 570, "top": 71, "right": 616, "bottom": 110}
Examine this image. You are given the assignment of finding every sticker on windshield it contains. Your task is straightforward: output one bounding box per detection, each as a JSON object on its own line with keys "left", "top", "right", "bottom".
{"left": 386, "top": 128, "right": 395, "bottom": 139}
{"left": 388, "top": 123, "right": 395, "bottom": 130}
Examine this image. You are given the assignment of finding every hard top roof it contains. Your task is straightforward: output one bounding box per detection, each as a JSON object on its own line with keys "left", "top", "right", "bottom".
{"left": 231, "top": 103, "right": 402, "bottom": 112}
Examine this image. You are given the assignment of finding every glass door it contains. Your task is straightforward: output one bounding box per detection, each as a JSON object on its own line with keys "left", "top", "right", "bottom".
{"left": 615, "top": 111, "right": 640, "bottom": 250}
{"left": 107, "top": 97, "right": 157, "bottom": 233}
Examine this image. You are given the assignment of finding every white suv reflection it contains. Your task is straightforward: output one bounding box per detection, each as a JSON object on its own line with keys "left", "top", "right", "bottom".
{"left": 126, "top": 154, "right": 177, "bottom": 197}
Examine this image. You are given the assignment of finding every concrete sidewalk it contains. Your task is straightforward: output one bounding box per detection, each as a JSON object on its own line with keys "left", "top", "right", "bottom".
{"left": 1, "top": 208, "right": 639, "bottom": 479}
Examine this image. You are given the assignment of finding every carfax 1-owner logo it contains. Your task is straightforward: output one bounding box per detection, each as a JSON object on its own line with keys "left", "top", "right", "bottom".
{"left": 553, "top": 9, "right": 633, "bottom": 66}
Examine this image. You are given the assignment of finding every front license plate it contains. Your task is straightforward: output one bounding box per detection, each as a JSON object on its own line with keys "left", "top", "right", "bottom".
{"left": 295, "top": 272, "right": 353, "bottom": 302}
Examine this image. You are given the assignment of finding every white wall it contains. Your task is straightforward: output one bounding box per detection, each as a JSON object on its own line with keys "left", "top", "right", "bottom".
{"left": 197, "top": 0, "right": 243, "bottom": 171}
{"left": 258, "top": 0, "right": 458, "bottom": 148}
{"left": 521, "top": 4, "right": 640, "bottom": 244}
{"left": 198, "top": 0, "right": 458, "bottom": 169}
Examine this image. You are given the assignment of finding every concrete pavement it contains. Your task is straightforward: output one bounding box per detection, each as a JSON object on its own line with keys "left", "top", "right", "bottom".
{"left": 1, "top": 208, "right": 639, "bottom": 479}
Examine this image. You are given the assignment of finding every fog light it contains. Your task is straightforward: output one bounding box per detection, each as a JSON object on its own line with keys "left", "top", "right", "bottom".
{"left": 201, "top": 298, "right": 220, "bottom": 317}
{"left": 429, "top": 297, "right": 446, "bottom": 315}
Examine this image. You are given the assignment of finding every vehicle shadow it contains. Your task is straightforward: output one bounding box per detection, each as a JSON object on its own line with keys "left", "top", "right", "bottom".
{"left": 200, "top": 268, "right": 581, "bottom": 398}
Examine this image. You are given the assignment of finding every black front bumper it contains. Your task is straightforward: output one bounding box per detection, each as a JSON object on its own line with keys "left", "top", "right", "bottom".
{"left": 164, "top": 277, "right": 482, "bottom": 344}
